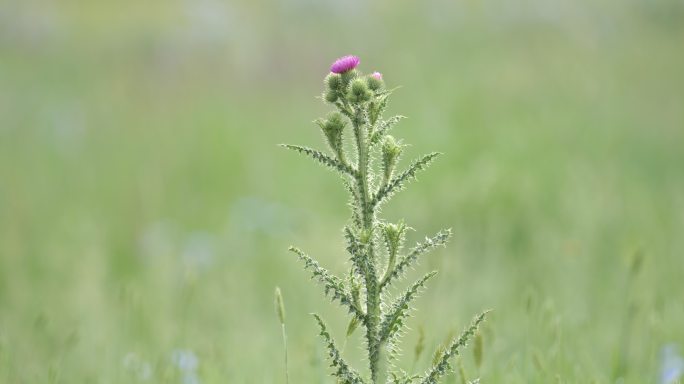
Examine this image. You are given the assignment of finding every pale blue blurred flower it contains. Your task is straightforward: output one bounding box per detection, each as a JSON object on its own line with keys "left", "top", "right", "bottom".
{"left": 123, "top": 352, "right": 152, "bottom": 381}
{"left": 661, "top": 344, "right": 684, "bottom": 384}
{"left": 229, "top": 197, "right": 296, "bottom": 236}
{"left": 172, "top": 349, "right": 199, "bottom": 372}
{"left": 139, "top": 223, "right": 217, "bottom": 271}
{"left": 181, "top": 373, "right": 200, "bottom": 384}
{"left": 181, "top": 232, "right": 216, "bottom": 270}
{"left": 183, "top": 0, "right": 236, "bottom": 43}
{"left": 171, "top": 349, "right": 200, "bottom": 384}
{"left": 139, "top": 221, "right": 177, "bottom": 261}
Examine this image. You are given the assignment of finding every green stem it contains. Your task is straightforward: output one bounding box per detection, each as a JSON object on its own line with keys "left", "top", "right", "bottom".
{"left": 353, "top": 107, "right": 386, "bottom": 384}
{"left": 381, "top": 249, "right": 397, "bottom": 285}
{"left": 281, "top": 323, "right": 289, "bottom": 384}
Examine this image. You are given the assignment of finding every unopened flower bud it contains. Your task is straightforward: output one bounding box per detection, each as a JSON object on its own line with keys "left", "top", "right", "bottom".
{"left": 367, "top": 72, "right": 384, "bottom": 91}
{"left": 325, "top": 73, "right": 343, "bottom": 91}
{"left": 383, "top": 223, "right": 401, "bottom": 250}
{"left": 318, "top": 112, "right": 346, "bottom": 160}
{"left": 382, "top": 135, "right": 403, "bottom": 182}
{"left": 382, "top": 220, "right": 407, "bottom": 266}
{"left": 324, "top": 89, "right": 339, "bottom": 103}
{"left": 360, "top": 229, "right": 372, "bottom": 244}
{"left": 348, "top": 78, "right": 371, "bottom": 103}
{"left": 340, "top": 69, "right": 359, "bottom": 86}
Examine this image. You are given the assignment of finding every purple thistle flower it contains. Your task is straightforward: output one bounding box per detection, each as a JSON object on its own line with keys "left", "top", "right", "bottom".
{"left": 371, "top": 72, "right": 383, "bottom": 80}
{"left": 330, "top": 55, "right": 360, "bottom": 74}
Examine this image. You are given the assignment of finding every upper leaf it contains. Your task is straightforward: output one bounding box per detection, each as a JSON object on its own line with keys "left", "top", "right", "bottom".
{"left": 370, "top": 115, "right": 406, "bottom": 147}
{"left": 379, "top": 271, "right": 437, "bottom": 344}
{"left": 381, "top": 229, "right": 452, "bottom": 290}
{"left": 290, "top": 247, "right": 366, "bottom": 322}
{"left": 281, "top": 144, "right": 356, "bottom": 176}
{"left": 372, "top": 153, "right": 441, "bottom": 208}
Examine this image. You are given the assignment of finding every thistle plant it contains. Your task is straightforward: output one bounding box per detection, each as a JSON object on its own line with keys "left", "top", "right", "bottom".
{"left": 281, "top": 55, "right": 487, "bottom": 384}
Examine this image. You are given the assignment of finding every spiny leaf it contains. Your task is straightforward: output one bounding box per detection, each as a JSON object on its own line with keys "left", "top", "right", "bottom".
{"left": 281, "top": 144, "right": 356, "bottom": 176}
{"left": 420, "top": 311, "right": 488, "bottom": 384}
{"left": 368, "top": 93, "right": 389, "bottom": 126}
{"left": 368, "top": 86, "right": 400, "bottom": 126}
{"left": 289, "top": 247, "right": 365, "bottom": 321}
{"left": 390, "top": 371, "right": 421, "bottom": 384}
{"left": 343, "top": 181, "right": 362, "bottom": 228}
{"left": 372, "top": 152, "right": 441, "bottom": 208}
{"left": 343, "top": 227, "right": 380, "bottom": 301}
{"left": 333, "top": 100, "right": 355, "bottom": 120}
{"left": 380, "top": 272, "right": 437, "bottom": 344}
{"left": 370, "top": 115, "right": 406, "bottom": 146}
{"left": 381, "top": 229, "right": 452, "bottom": 290}
{"left": 344, "top": 227, "right": 369, "bottom": 279}
{"left": 313, "top": 314, "right": 366, "bottom": 384}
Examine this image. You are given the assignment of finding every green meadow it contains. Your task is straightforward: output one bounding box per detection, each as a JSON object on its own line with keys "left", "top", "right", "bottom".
{"left": 1, "top": 1, "right": 683, "bottom": 382}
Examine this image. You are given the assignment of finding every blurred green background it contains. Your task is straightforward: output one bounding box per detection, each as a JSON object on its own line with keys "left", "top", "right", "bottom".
{"left": 1, "top": 0, "right": 683, "bottom": 383}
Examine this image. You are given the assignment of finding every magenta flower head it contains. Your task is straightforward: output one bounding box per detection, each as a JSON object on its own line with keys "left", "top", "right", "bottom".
{"left": 330, "top": 55, "right": 360, "bottom": 74}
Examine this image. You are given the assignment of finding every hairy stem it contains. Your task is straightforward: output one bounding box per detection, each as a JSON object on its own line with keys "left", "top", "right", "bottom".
{"left": 353, "top": 107, "right": 385, "bottom": 384}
